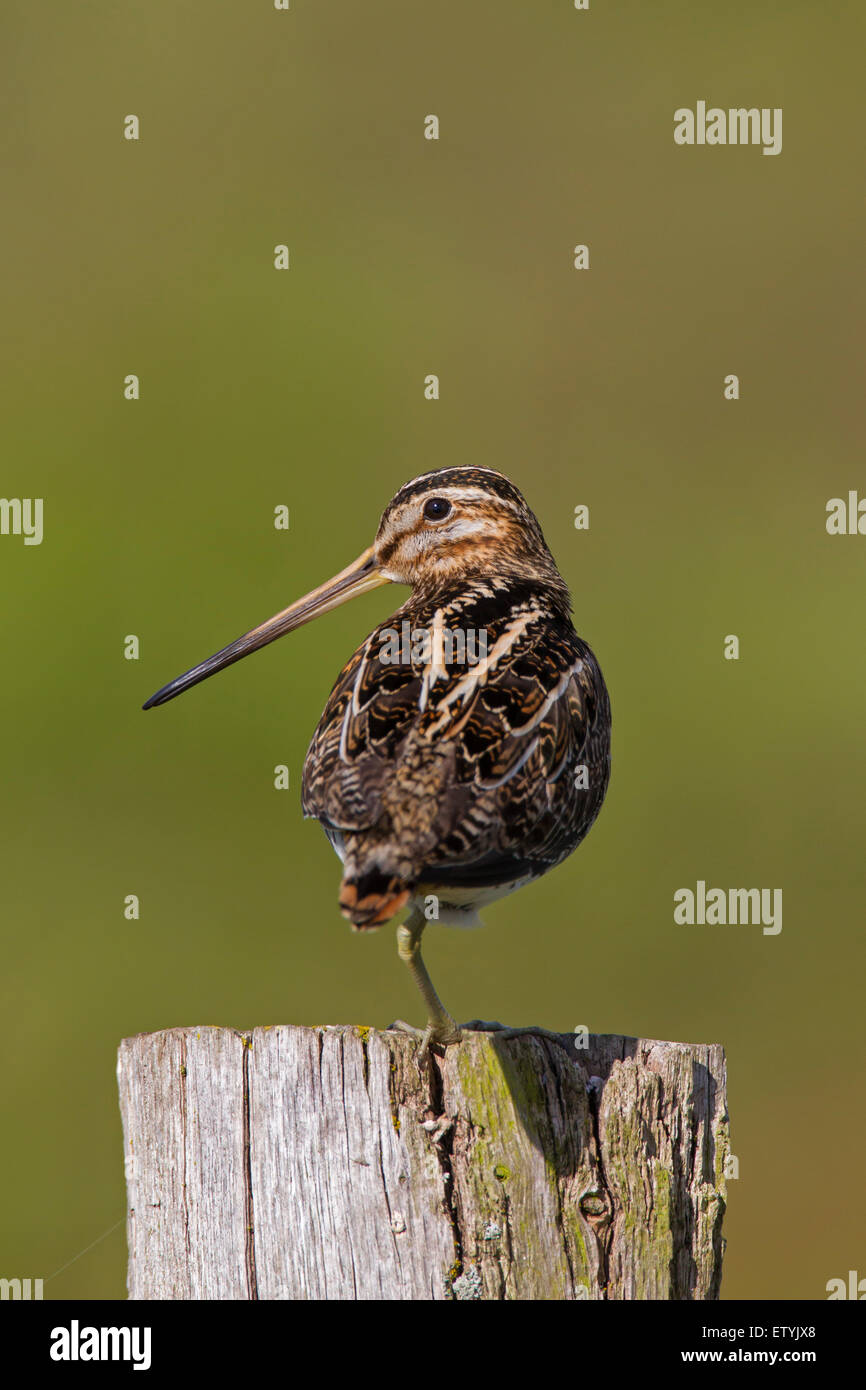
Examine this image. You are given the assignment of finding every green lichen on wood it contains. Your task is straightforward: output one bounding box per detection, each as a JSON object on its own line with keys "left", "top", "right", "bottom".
{"left": 450, "top": 1035, "right": 597, "bottom": 1299}
{"left": 455, "top": 1038, "right": 520, "bottom": 1134}
{"left": 377, "top": 1029, "right": 726, "bottom": 1301}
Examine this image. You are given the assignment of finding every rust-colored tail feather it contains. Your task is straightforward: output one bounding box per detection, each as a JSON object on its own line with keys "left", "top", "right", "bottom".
{"left": 339, "top": 868, "right": 412, "bottom": 930}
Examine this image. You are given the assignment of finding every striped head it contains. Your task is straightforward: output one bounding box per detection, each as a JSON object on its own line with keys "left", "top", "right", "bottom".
{"left": 143, "top": 467, "right": 568, "bottom": 710}
{"left": 373, "top": 468, "right": 566, "bottom": 595}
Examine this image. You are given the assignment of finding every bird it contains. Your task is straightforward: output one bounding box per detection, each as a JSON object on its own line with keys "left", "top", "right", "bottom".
{"left": 144, "top": 467, "right": 611, "bottom": 1055}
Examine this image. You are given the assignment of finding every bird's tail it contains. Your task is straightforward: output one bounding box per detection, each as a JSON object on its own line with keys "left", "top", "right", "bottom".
{"left": 339, "top": 865, "right": 412, "bottom": 930}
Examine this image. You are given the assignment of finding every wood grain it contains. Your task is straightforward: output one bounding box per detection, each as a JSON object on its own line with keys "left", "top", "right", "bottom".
{"left": 118, "top": 1025, "right": 728, "bottom": 1300}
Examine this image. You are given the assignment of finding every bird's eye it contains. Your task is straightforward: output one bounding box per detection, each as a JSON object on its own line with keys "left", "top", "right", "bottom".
{"left": 423, "top": 497, "right": 452, "bottom": 522}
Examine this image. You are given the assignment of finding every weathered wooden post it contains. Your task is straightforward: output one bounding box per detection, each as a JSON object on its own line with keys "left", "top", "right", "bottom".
{"left": 117, "top": 1025, "right": 728, "bottom": 1299}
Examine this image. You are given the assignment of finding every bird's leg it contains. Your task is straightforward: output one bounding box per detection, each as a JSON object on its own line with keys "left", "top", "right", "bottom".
{"left": 391, "top": 907, "right": 462, "bottom": 1058}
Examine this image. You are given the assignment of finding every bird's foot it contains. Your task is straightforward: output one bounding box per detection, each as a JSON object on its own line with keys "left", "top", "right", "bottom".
{"left": 387, "top": 1019, "right": 426, "bottom": 1042}
{"left": 459, "top": 1019, "right": 573, "bottom": 1051}
{"left": 387, "top": 1018, "right": 463, "bottom": 1062}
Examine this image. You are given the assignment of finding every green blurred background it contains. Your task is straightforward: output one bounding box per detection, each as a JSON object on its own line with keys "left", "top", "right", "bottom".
{"left": 2, "top": 0, "right": 864, "bottom": 1300}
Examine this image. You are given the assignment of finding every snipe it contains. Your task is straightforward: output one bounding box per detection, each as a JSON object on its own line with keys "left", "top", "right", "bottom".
{"left": 144, "top": 468, "right": 611, "bottom": 1055}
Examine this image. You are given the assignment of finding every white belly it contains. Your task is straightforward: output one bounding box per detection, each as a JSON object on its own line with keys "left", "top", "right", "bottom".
{"left": 410, "top": 876, "right": 533, "bottom": 929}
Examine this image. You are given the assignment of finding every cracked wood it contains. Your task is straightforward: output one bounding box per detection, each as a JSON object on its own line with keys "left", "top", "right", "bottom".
{"left": 117, "top": 1025, "right": 728, "bottom": 1300}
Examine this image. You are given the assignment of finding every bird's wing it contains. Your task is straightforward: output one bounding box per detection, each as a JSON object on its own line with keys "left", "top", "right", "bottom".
{"left": 414, "top": 608, "right": 610, "bottom": 883}
{"left": 302, "top": 595, "right": 610, "bottom": 882}
{"left": 301, "top": 624, "right": 424, "bottom": 832}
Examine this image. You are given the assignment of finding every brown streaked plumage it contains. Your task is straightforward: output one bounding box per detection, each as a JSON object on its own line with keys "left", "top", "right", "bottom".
{"left": 144, "top": 467, "right": 611, "bottom": 1053}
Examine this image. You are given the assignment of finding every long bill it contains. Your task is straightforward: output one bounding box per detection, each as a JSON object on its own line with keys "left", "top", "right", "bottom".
{"left": 142, "top": 546, "right": 391, "bottom": 709}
